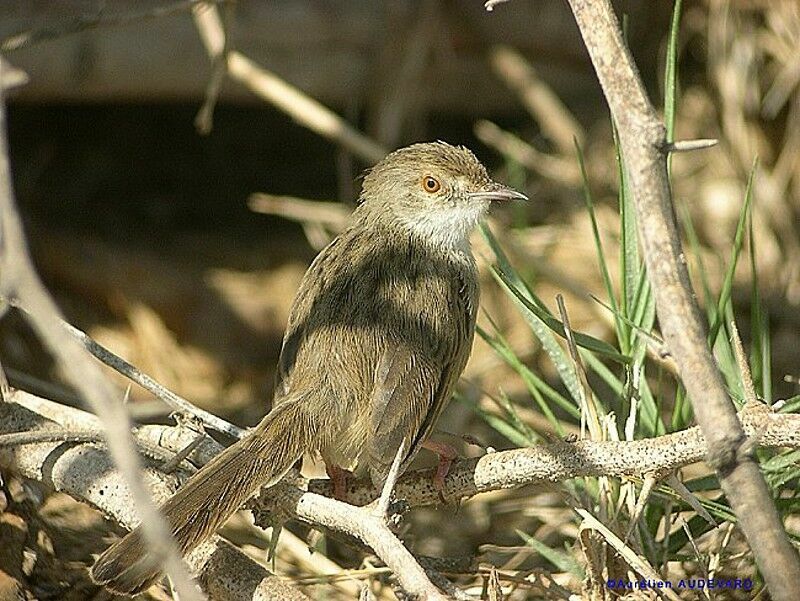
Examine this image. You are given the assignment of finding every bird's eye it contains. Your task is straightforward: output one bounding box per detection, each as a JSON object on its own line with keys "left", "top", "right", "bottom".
{"left": 422, "top": 176, "right": 441, "bottom": 193}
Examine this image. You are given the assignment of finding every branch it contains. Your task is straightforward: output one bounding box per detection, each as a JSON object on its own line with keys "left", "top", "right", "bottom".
{"left": 4, "top": 388, "right": 800, "bottom": 600}
{"left": 248, "top": 193, "right": 350, "bottom": 230}
{"left": 489, "top": 45, "right": 585, "bottom": 153}
{"left": 0, "top": 390, "right": 309, "bottom": 601}
{"left": 54, "top": 316, "right": 246, "bottom": 440}
{"left": 298, "top": 401, "right": 799, "bottom": 509}
{"left": 255, "top": 487, "right": 449, "bottom": 601}
{"left": 474, "top": 120, "right": 580, "bottom": 186}
{"left": 1, "top": 0, "right": 225, "bottom": 52}
{"left": 2, "top": 389, "right": 447, "bottom": 599}
{"left": 192, "top": 3, "right": 386, "bottom": 163}
{"left": 0, "top": 66, "right": 203, "bottom": 599}
{"left": 562, "top": 0, "right": 800, "bottom": 597}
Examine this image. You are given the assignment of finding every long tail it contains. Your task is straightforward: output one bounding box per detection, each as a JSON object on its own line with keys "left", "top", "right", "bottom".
{"left": 91, "top": 400, "right": 313, "bottom": 595}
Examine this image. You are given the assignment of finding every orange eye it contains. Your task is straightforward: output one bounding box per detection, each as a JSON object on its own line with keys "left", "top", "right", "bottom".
{"left": 422, "top": 176, "right": 441, "bottom": 193}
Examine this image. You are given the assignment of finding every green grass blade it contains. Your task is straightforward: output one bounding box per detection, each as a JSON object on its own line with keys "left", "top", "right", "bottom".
{"left": 708, "top": 158, "right": 758, "bottom": 346}
{"left": 494, "top": 268, "right": 629, "bottom": 364}
{"left": 614, "top": 123, "right": 640, "bottom": 346}
{"left": 747, "top": 206, "right": 771, "bottom": 403}
{"left": 671, "top": 384, "right": 691, "bottom": 431}
{"left": 664, "top": 0, "right": 683, "bottom": 144}
{"left": 517, "top": 529, "right": 584, "bottom": 577}
{"left": 580, "top": 348, "right": 623, "bottom": 396}
{"left": 575, "top": 139, "right": 625, "bottom": 350}
{"left": 679, "top": 201, "right": 714, "bottom": 320}
{"left": 457, "top": 392, "right": 533, "bottom": 447}
{"left": 477, "top": 322, "right": 578, "bottom": 424}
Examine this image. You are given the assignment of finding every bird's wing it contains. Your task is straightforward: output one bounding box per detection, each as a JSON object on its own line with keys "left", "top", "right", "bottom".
{"left": 367, "top": 266, "right": 476, "bottom": 482}
{"left": 366, "top": 344, "right": 438, "bottom": 480}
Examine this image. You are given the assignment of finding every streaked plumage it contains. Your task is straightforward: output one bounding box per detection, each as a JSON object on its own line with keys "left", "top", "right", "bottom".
{"left": 91, "top": 142, "right": 525, "bottom": 595}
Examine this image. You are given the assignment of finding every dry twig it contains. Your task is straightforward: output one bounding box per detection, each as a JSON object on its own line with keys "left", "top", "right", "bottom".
{"left": 489, "top": 46, "right": 585, "bottom": 153}
{"left": 192, "top": 3, "right": 386, "bottom": 163}
{"left": 1, "top": 0, "right": 224, "bottom": 52}
{"left": 0, "top": 67, "right": 204, "bottom": 600}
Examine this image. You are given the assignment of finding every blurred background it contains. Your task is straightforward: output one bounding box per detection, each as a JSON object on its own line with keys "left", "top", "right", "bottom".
{"left": 1, "top": 1, "right": 798, "bottom": 599}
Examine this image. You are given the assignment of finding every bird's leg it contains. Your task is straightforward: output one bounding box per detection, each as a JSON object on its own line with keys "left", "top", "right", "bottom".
{"left": 421, "top": 440, "right": 459, "bottom": 499}
{"left": 324, "top": 463, "right": 353, "bottom": 501}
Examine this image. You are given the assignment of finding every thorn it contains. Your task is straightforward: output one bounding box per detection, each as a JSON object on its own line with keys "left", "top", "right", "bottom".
{"left": 484, "top": 0, "right": 510, "bottom": 11}
{"left": 661, "top": 138, "right": 718, "bottom": 153}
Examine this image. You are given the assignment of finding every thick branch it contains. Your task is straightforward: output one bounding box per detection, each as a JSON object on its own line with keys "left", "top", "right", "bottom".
{"left": 563, "top": 0, "right": 800, "bottom": 596}
{"left": 4, "top": 389, "right": 800, "bottom": 599}
{"left": 0, "top": 390, "right": 308, "bottom": 601}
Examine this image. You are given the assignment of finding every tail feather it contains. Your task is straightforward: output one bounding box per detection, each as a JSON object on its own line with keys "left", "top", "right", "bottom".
{"left": 91, "top": 401, "right": 311, "bottom": 595}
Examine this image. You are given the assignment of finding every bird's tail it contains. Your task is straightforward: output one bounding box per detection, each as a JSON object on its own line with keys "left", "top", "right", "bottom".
{"left": 91, "top": 400, "right": 313, "bottom": 595}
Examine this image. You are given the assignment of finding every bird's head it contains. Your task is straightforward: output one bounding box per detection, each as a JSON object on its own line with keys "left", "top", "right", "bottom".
{"left": 359, "top": 141, "right": 527, "bottom": 248}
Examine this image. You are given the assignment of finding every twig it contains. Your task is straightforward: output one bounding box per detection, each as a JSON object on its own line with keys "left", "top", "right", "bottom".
{"left": 0, "top": 428, "right": 102, "bottom": 447}
{"left": 0, "top": 356, "right": 10, "bottom": 401}
{"left": 193, "top": 1, "right": 234, "bottom": 135}
{"left": 192, "top": 4, "right": 386, "bottom": 163}
{"left": 0, "top": 57, "right": 28, "bottom": 91}
{"left": 258, "top": 488, "right": 449, "bottom": 601}
{"left": 484, "top": 0, "right": 512, "bottom": 11}
{"left": 489, "top": 46, "right": 585, "bottom": 153}
{"left": 373, "top": 441, "right": 407, "bottom": 518}
{"left": 556, "top": 295, "right": 602, "bottom": 441}
{"left": 562, "top": 0, "right": 800, "bottom": 596}
{"left": 661, "top": 139, "right": 719, "bottom": 153}
{"left": 1, "top": 0, "right": 226, "bottom": 53}
{"left": 53, "top": 316, "right": 246, "bottom": 440}
{"left": 577, "top": 508, "right": 683, "bottom": 601}
{"left": 0, "top": 67, "right": 204, "bottom": 600}
{"left": 474, "top": 120, "right": 580, "bottom": 185}
{"left": 248, "top": 193, "right": 350, "bottom": 230}
{"left": 161, "top": 432, "right": 208, "bottom": 474}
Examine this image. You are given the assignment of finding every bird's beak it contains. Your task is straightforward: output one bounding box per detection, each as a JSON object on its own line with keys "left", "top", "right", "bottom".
{"left": 467, "top": 183, "right": 528, "bottom": 203}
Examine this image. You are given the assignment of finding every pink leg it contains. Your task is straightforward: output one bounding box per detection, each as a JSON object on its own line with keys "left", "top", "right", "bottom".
{"left": 421, "top": 440, "right": 459, "bottom": 498}
{"left": 325, "top": 463, "right": 353, "bottom": 501}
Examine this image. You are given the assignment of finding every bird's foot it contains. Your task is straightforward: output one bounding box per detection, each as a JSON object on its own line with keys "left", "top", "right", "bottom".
{"left": 325, "top": 463, "right": 353, "bottom": 501}
{"left": 421, "top": 440, "right": 459, "bottom": 502}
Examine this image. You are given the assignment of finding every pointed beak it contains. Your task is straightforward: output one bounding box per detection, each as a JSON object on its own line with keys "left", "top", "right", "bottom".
{"left": 467, "top": 183, "right": 528, "bottom": 203}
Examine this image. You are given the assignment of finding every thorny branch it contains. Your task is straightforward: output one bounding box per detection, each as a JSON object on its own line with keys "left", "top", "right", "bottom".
{"left": 3, "top": 388, "right": 799, "bottom": 599}
{"left": 561, "top": 0, "right": 800, "bottom": 597}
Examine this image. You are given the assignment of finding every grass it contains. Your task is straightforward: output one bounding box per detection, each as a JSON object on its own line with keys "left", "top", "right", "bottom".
{"left": 462, "top": 0, "right": 799, "bottom": 595}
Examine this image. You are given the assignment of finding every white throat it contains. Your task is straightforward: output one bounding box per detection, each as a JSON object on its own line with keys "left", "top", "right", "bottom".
{"left": 397, "top": 202, "right": 488, "bottom": 251}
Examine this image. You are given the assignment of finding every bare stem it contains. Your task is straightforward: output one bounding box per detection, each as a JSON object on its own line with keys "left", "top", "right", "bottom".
{"left": 192, "top": 3, "right": 386, "bottom": 163}
{"left": 0, "top": 71, "right": 204, "bottom": 600}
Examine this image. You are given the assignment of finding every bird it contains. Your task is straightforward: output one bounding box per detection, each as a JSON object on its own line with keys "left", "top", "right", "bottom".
{"left": 91, "top": 141, "right": 527, "bottom": 595}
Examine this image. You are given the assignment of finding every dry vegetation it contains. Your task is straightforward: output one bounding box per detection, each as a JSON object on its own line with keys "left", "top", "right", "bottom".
{"left": 1, "top": 0, "right": 799, "bottom": 599}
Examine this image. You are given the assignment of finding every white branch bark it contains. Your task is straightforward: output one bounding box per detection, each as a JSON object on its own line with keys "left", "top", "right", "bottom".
{"left": 3, "top": 389, "right": 798, "bottom": 600}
